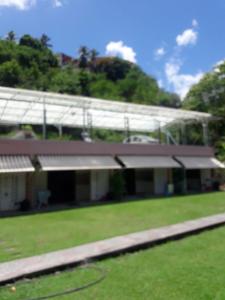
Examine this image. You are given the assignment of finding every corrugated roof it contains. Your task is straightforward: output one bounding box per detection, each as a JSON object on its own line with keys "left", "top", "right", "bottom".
{"left": 118, "top": 156, "right": 181, "bottom": 169}
{"left": 38, "top": 155, "right": 121, "bottom": 171}
{"left": 175, "top": 156, "right": 224, "bottom": 169}
{"left": 0, "top": 155, "right": 35, "bottom": 173}
{"left": 0, "top": 139, "right": 215, "bottom": 157}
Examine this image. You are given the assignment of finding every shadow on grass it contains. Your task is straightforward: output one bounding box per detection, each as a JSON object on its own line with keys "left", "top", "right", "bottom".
{"left": 0, "top": 191, "right": 221, "bottom": 220}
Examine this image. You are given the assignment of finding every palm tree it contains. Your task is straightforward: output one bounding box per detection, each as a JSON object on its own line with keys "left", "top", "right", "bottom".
{"left": 6, "top": 31, "right": 16, "bottom": 42}
{"left": 40, "top": 34, "right": 52, "bottom": 48}
{"left": 89, "top": 48, "right": 99, "bottom": 71}
{"left": 78, "top": 46, "right": 89, "bottom": 69}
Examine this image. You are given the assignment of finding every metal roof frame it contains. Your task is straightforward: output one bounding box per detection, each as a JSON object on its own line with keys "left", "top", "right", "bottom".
{"left": 0, "top": 86, "right": 212, "bottom": 133}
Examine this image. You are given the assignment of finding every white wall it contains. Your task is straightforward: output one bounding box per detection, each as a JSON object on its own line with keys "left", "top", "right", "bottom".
{"left": 0, "top": 173, "right": 26, "bottom": 211}
{"left": 16, "top": 173, "right": 26, "bottom": 203}
{"left": 91, "top": 170, "right": 109, "bottom": 201}
{"left": 154, "top": 169, "right": 167, "bottom": 195}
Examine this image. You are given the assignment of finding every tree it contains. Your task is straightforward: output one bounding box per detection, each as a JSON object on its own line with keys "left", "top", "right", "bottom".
{"left": 89, "top": 48, "right": 99, "bottom": 71}
{"left": 19, "top": 34, "right": 42, "bottom": 50}
{"left": 156, "top": 91, "right": 181, "bottom": 108}
{"left": 0, "top": 60, "right": 21, "bottom": 86}
{"left": 40, "top": 34, "right": 52, "bottom": 48}
{"left": 5, "top": 31, "right": 16, "bottom": 42}
{"left": 95, "top": 57, "right": 132, "bottom": 81}
{"left": 183, "top": 63, "right": 225, "bottom": 155}
{"left": 50, "top": 68, "right": 80, "bottom": 95}
{"left": 78, "top": 70, "right": 91, "bottom": 96}
{"left": 78, "top": 46, "right": 89, "bottom": 69}
{"left": 90, "top": 75, "right": 121, "bottom": 100}
{"left": 0, "top": 40, "right": 15, "bottom": 64}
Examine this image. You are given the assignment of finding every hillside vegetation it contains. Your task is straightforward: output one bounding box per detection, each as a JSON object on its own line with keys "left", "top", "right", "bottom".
{"left": 183, "top": 62, "right": 225, "bottom": 159}
{"left": 0, "top": 31, "right": 180, "bottom": 108}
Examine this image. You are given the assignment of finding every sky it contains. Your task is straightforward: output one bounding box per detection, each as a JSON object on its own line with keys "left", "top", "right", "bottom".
{"left": 0, "top": 0, "right": 224, "bottom": 99}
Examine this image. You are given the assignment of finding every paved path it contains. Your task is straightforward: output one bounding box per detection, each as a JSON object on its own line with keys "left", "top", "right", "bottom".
{"left": 1, "top": 212, "right": 225, "bottom": 285}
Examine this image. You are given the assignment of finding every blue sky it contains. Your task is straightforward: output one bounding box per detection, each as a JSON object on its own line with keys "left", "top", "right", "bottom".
{"left": 0, "top": 0, "right": 224, "bottom": 98}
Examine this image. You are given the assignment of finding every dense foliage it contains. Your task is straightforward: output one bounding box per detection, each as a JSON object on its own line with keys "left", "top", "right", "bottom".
{"left": 0, "top": 32, "right": 180, "bottom": 108}
{"left": 183, "top": 62, "right": 225, "bottom": 159}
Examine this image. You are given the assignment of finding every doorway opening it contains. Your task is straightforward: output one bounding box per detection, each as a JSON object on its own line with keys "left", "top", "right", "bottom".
{"left": 48, "top": 171, "right": 75, "bottom": 204}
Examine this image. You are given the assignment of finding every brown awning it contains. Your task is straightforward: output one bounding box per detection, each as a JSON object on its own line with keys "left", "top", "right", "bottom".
{"left": 0, "top": 155, "right": 34, "bottom": 173}
{"left": 38, "top": 155, "right": 121, "bottom": 171}
{"left": 175, "top": 156, "right": 225, "bottom": 169}
{"left": 117, "top": 156, "right": 181, "bottom": 169}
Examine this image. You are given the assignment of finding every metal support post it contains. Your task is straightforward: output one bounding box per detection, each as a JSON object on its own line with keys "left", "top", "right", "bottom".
{"left": 202, "top": 121, "right": 209, "bottom": 146}
{"left": 181, "top": 123, "right": 186, "bottom": 145}
{"left": 58, "top": 124, "right": 63, "bottom": 137}
{"left": 42, "top": 98, "right": 47, "bottom": 140}
{"left": 124, "top": 117, "right": 130, "bottom": 140}
{"left": 82, "top": 107, "right": 86, "bottom": 132}
{"left": 87, "top": 113, "right": 93, "bottom": 139}
{"left": 157, "top": 121, "right": 161, "bottom": 144}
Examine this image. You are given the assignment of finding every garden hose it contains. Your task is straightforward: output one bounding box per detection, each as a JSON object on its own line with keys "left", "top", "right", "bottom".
{"left": 11, "top": 265, "right": 107, "bottom": 300}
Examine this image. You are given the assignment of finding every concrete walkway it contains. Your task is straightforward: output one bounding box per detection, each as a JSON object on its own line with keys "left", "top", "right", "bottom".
{"left": 1, "top": 212, "right": 225, "bottom": 285}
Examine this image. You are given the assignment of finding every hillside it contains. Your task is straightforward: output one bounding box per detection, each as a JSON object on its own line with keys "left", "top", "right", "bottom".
{"left": 0, "top": 32, "right": 180, "bottom": 108}
{"left": 183, "top": 61, "right": 225, "bottom": 159}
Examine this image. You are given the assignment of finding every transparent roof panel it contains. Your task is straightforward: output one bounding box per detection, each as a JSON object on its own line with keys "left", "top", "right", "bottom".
{"left": 0, "top": 86, "right": 212, "bottom": 132}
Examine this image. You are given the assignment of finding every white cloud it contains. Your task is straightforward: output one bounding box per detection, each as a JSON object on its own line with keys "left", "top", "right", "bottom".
{"left": 192, "top": 19, "right": 198, "bottom": 28}
{"left": 106, "top": 41, "right": 137, "bottom": 63}
{"left": 213, "top": 59, "right": 225, "bottom": 73}
{"left": 215, "top": 59, "right": 225, "bottom": 66}
{"left": 52, "top": 0, "right": 62, "bottom": 7}
{"left": 0, "top": 0, "right": 35, "bottom": 10}
{"left": 176, "top": 28, "right": 198, "bottom": 47}
{"left": 165, "top": 60, "right": 203, "bottom": 99}
{"left": 162, "top": 19, "right": 201, "bottom": 98}
{"left": 154, "top": 47, "right": 166, "bottom": 60}
{"left": 157, "top": 79, "right": 163, "bottom": 88}
{"left": 0, "top": 0, "right": 64, "bottom": 9}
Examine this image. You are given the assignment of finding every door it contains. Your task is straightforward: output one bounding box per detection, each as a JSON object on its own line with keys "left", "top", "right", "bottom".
{"left": 0, "top": 174, "right": 14, "bottom": 211}
{"left": 0, "top": 173, "right": 26, "bottom": 211}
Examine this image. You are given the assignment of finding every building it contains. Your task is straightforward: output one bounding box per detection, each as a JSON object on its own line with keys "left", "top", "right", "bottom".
{"left": 0, "top": 139, "right": 223, "bottom": 211}
{"left": 0, "top": 86, "right": 223, "bottom": 211}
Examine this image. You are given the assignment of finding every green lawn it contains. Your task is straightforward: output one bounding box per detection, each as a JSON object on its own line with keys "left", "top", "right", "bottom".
{"left": 1, "top": 225, "right": 225, "bottom": 299}
{"left": 0, "top": 192, "right": 225, "bottom": 263}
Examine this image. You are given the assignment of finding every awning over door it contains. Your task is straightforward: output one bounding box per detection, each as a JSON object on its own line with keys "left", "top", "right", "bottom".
{"left": 117, "top": 156, "right": 181, "bottom": 169}
{"left": 38, "top": 155, "right": 121, "bottom": 171}
{"left": 0, "top": 155, "right": 35, "bottom": 173}
{"left": 175, "top": 156, "right": 225, "bottom": 169}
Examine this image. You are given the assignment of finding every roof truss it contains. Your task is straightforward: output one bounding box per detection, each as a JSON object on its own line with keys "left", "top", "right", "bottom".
{"left": 0, "top": 86, "right": 212, "bottom": 132}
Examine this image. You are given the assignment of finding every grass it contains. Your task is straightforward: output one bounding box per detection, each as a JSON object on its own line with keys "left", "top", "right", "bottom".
{"left": 0, "top": 192, "right": 225, "bottom": 263}
{"left": 1, "top": 225, "right": 225, "bottom": 299}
